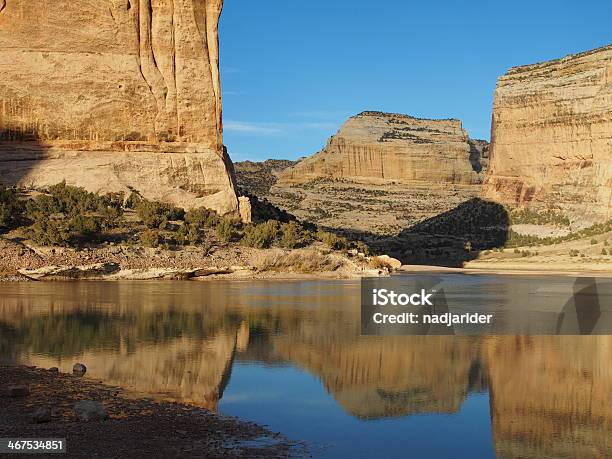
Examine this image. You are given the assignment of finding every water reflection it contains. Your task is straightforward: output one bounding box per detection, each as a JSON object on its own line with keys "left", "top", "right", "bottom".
{"left": 0, "top": 279, "right": 610, "bottom": 458}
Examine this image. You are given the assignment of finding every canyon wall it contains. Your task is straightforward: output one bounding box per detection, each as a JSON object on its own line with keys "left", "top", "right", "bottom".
{"left": 261, "top": 111, "right": 486, "bottom": 235}
{"left": 0, "top": 0, "right": 239, "bottom": 214}
{"left": 483, "top": 45, "right": 612, "bottom": 225}
{"left": 278, "top": 111, "right": 483, "bottom": 185}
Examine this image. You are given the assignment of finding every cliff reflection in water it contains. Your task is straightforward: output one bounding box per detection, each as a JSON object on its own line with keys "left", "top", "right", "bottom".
{"left": 0, "top": 280, "right": 610, "bottom": 457}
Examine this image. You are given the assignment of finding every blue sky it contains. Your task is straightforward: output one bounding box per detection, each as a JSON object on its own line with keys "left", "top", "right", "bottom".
{"left": 219, "top": 0, "right": 611, "bottom": 162}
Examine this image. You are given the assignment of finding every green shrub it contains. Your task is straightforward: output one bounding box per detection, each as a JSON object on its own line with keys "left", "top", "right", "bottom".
{"left": 26, "top": 220, "right": 71, "bottom": 246}
{"left": 173, "top": 223, "right": 200, "bottom": 245}
{"left": 0, "top": 185, "right": 25, "bottom": 230}
{"left": 569, "top": 249, "right": 579, "bottom": 257}
{"left": 140, "top": 229, "right": 161, "bottom": 248}
{"left": 69, "top": 215, "right": 103, "bottom": 236}
{"left": 136, "top": 200, "right": 185, "bottom": 228}
{"left": 185, "top": 207, "right": 219, "bottom": 228}
{"left": 510, "top": 208, "right": 570, "bottom": 226}
{"left": 25, "top": 182, "right": 123, "bottom": 222}
{"left": 279, "top": 221, "right": 312, "bottom": 249}
{"left": 125, "top": 191, "right": 143, "bottom": 209}
{"left": 258, "top": 250, "right": 342, "bottom": 273}
{"left": 602, "top": 249, "right": 608, "bottom": 256}
{"left": 241, "top": 220, "right": 280, "bottom": 248}
{"left": 590, "top": 238, "right": 598, "bottom": 245}
{"left": 216, "top": 218, "right": 238, "bottom": 243}
{"left": 317, "top": 231, "right": 349, "bottom": 250}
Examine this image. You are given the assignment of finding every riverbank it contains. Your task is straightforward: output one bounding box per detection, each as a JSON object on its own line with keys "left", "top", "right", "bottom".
{"left": 400, "top": 263, "right": 612, "bottom": 277}
{"left": 0, "top": 236, "right": 388, "bottom": 281}
{"left": 0, "top": 365, "right": 303, "bottom": 458}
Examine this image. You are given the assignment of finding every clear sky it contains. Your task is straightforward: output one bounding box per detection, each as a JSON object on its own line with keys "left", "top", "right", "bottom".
{"left": 219, "top": 0, "right": 612, "bottom": 162}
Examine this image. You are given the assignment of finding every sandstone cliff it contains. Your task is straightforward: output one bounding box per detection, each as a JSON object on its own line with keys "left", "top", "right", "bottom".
{"left": 254, "top": 112, "right": 486, "bottom": 235}
{"left": 483, "top": 45, "right": 612, "bottom": 225}
{"left": 278, "top": 111, "right": 484, "bottom": 185}
{"left": 0, "top": 0, "right": 239, "bottom": 215}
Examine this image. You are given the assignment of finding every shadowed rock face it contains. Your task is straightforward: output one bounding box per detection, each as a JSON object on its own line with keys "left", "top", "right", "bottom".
{"left": 0, "top": 0, "right": 239, "bottom": 215}
{"left": 483, "top": 45, "right": 612, "bottom": 225}
{"left": 279, "top": 111, "right": 485, "bottom": 185}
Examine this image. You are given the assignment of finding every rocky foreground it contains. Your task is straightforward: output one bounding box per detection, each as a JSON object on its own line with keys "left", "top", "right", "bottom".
{"left": 0, "top": 365, "right": 301, "bottom": 458}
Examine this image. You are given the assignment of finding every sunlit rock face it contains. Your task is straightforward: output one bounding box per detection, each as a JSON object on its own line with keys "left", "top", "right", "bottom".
{"left": 483, "top": 45, "right": 612, "bottom": 225}
{"left": 278, "top": 111, "right": 484, "bottom": 185}
{"left": 0, "top": 0, "right": 239, "bottom": 214}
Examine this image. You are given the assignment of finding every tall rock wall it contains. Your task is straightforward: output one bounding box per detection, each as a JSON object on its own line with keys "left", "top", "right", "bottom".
{"left": 279, "top": 111, "right": 483, "bottom": 185}
{"left": 0, "top": 0, "right": 239, "bottom": 214}
{"left": 483, "top": 45, "right": 612, "bottom": 224}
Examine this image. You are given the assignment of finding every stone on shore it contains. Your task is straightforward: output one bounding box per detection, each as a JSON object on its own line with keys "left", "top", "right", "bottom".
{"left": 74, "top": 400, "right": 108, "bottom": 422}
{"left": 73, "top": 363, "right": 87, "bottom": 375}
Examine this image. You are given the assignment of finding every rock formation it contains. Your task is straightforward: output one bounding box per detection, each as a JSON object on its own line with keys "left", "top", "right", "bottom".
{"left": 249, "top": 112, "right": 487, "bottom": 235}
{"left": 278, "top": 111, "right": 484, "bottom": 185}
{"left": 0, "top": 0, "right": 240, "bottom": 215}
{"left": 483, "top": 45, "right": 612, "bottom": 225}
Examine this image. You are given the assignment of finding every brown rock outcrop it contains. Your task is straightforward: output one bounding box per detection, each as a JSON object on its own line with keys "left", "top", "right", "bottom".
{"left": 278, "top": 111, "right": 483, "bottom": 185}
{"left": 483, "top": 45, "right": 612, "bottom": 225}
{"left": 0, "top": 0, "right": 239, "bottom": 215}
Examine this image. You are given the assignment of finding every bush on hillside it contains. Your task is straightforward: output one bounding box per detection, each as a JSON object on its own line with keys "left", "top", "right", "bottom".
{"left": 241, "top": 220, "right": 280, "bottom": 248}
{"left": 140, "top": 229, "right": 161, "bottom": 248}
{"left": 317, "top": 230, "right": 349, "bottom": 251}
{"left": 135, "top": 200, "right": 185, "bottom": 229}
{"left": 125, "top": 191, "right": 143, "bottom": 209}
{"left": 26, "top": 220, "right": 71, "bottom": 246}
{"left": 0, "top": 185, "right": 25, "bottom": 230}
{"left": 279, "top": 221, "right": 312, "bottom": 249}
{"left": 216, "top": 218, "right": 239, "bottom": 243}
{"left": 25, "top": 182, "right": 123, "bottom": 222}
{"left": 172, "top": 223, "right": 200, "bottom": 246}
{"left": 185, "top": 207, "right": 219, "bottom": 228}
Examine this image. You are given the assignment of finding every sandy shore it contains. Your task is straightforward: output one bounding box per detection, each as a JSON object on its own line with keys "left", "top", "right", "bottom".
{"left": 399, "top": 264, "right": 612, "bottom": 277}
{"left": 0, "top": 365, "right": 303, "bottom": 458}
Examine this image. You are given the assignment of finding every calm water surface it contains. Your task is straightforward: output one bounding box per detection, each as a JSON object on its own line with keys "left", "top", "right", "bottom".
{"left": 1, "top": 275, "right": 610, "bottom": 458}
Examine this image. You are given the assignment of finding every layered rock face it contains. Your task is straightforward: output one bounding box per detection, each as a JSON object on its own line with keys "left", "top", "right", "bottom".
{"left": 0, "top": 0, "right": 239, "bottom": 214}
{"left": 279, "top": 111, "right": 483, "bottom": 185}
{"left": 257, "top": 112, "right": 486, "bottom": 235}
{"left": 483, "top": 45, "right": 612, "bottom": 225}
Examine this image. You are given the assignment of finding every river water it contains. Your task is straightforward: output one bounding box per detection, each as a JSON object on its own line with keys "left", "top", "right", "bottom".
{"left": 1, "top": 275, "right": 610, "bottom": 458}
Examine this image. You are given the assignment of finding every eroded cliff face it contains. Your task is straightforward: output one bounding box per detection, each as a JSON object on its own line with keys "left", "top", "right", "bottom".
{"left": 263, "top": 111, "right": 486, "bottom": 235}
{"left": 279, "top": 111, "right": 483, "bottom": 185}
{"left": 483, "top": 45, "right": 612, "bottom": 225}
{"left": 0, "top": 0, "right": 239, "bottom": 214}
